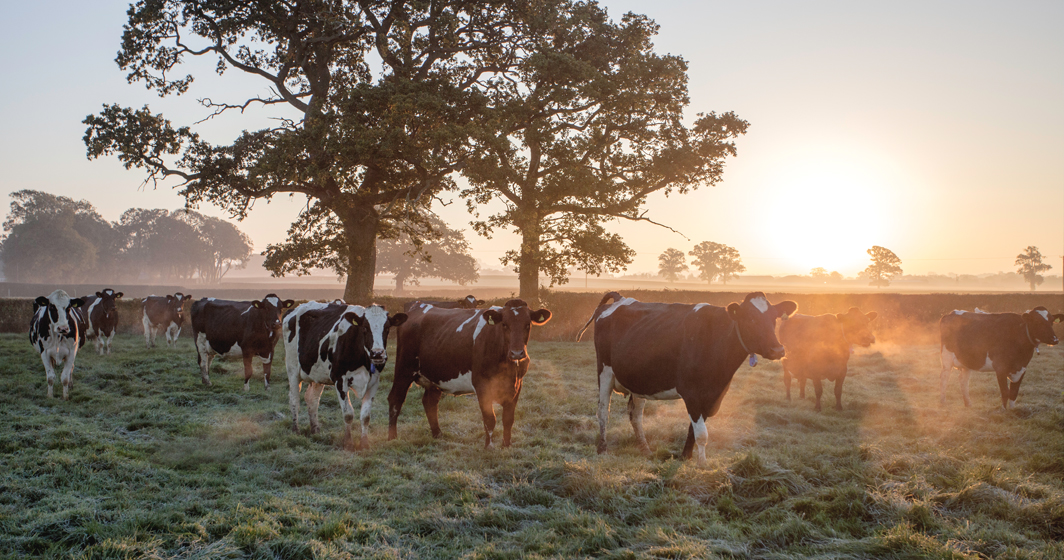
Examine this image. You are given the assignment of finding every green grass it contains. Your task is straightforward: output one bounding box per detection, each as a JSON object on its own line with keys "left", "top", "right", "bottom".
{"left": 0, "top": 334, "right": 1062, "bottom": 559}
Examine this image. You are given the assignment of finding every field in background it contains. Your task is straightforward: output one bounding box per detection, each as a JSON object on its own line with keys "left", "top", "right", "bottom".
{"left": 1, "top": 334, "right": 1062, "bottom": 558}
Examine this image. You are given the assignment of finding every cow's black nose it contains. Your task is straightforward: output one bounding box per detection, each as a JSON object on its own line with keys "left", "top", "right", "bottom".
{"left": 765, "top": 346, "right": 785, "bottom": 360}
{"left": 509, "top": 350, "right": 526, "bottom": 361}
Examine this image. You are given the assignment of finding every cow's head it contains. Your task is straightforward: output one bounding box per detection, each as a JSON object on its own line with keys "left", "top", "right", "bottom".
{"left": 341, "top": 304, "right": 407, "bottom": 368}
{"left": 167, "top": 293, "right": 192, "bottom": 325}
{"left": 462, "top": 295, "right": 486, "bottom": 308}
{"left": 727, "top": 292, "right": 797, "bottom": 360}
{"left": 1024, "top": 307, "right": 1062, "bottom": 346}
{"left": 250, "top": 293, "right": 296, "bottom": 335}
{"left": 836, "top": 307, "right": 877, "bottom": 347}
{"left": 34, "top": 290, "right": 85, "bottom": 337}
{"left": 95, "top": 289, "right": 124, "bottom": 320}
{"left": 482, "top": 299, "right": 552, "bottom": 362}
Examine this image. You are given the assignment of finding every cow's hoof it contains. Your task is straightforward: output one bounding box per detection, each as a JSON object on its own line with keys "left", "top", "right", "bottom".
{"left": 431, "top": 430, "right": 442, "bottom": 439}
{"left": 596, "top": 444, "right": 607, "bottom": 455}
{"left": 360, "top": 435, "right": 369, "bottom": 449}
{"left": 387, "top": 428, "right": 397, "bottom": 440}
{"left": 243, "top": 384, "right": 250, "bottom": 392}
{"left": 639, "top": 445, "right": 652, "bottom": 456}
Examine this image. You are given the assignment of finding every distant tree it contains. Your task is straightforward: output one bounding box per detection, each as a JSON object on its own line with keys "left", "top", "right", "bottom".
{"left": 174, "top": 210, "right": 254, "bottom": 283}
{"left": 863, "top": 246, "right": 903, "bottom": 288}
{"left": 689, "top": 242, "right": 724, "bottom": 284}
{"left": 810, "top": 267, "right": 828, "bottom": 281}
{"left": 657, "top": 248, "right": 688, "bottom": 282}
{"left": 376, "top": 214, "right": 479, "bottom": 294}
{"left": 1015, "top": 246, "right": 1052, "bottom": 291}
{"left": 829, "top": 271, "right": 844, "bottom": 283}
{"left": 716, "top": 245, "right": 746, "bottom": 285}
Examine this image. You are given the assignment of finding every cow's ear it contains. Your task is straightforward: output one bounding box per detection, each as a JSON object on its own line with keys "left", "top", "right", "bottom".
{"left": 727, "top": 303, "right": 741, "bottom": 320}
{"left": 389, "top": 313, "right": 408, "bottom": 327}
{"left": 95, "top": 291, "right": 103, "bottom": 298}
{"left": 476, "top": 299, "right": 486, "bottom": 306}
{"left": 183, "top": 295, "right": 192, "bottom": 302}
{"left": 70, "top": 298, "right": 86, "bottom": 308}
{"left": 115, "top": 292, "right": 124, "bottom": 299}
{"left": 35, "top": 296, "right": 49, "bottom": 307}
{"left": 774, "top": 301, "right": 798, "bottom": 319}
{"left": 342, "top": 311, "right": 364, "bottom": 326}
{"left": 1053, "top": 314, "right": 1064, "bottom": 324}
{"left": 252, "top": 300, "right": 264, "bottom": 309}
{"left": 483, "top": 310, "right": 503, "bottom": 325}
{"left": 166, "top": 295, "right": 175, "bottom": 303}
{"left": 866, "top": 311, "right": 878, "bottom": 322}
{"left": 530, "top": 309, "right": 552, "bottom": 325}
{"left": 282, "top": 299, "right": 295, "bottom": 309}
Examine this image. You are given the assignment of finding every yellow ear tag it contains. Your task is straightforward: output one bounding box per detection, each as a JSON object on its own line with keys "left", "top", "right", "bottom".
{"left": 487, "top": 316, "right": 496, "bottom": 325}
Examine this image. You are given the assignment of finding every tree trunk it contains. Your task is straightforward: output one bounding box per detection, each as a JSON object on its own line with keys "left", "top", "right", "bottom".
{"left": 518, "top": 221, "right": 541, "bottom": 302}
{"left": 395, "top": 272, "right": 407, "bottom": 294}
{"left": 340, "top": 205, "right": 380, "bottom": 305}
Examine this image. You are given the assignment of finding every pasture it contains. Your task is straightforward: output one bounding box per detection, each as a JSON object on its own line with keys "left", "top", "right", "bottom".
{"left": 0, "top": 333, "right": 1062, "bottom": 559}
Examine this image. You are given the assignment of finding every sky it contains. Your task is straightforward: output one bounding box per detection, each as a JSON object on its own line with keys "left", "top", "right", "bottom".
{"left": 0, "top": 0, "right": 1061, "bottom": 278}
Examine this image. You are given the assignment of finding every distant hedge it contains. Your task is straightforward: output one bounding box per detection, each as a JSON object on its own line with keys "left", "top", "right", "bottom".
{"left": 3, "top": 291, "right": 1060, "bottom": 345}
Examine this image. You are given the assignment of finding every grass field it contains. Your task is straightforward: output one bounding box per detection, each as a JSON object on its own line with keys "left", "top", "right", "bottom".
{"left": 0, "top": 333, "right": 1062, "bottom": 559}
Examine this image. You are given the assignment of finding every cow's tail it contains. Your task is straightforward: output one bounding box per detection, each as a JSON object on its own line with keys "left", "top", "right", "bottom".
{"left": 576, "top": 292, "right": 624, "bottom": 342}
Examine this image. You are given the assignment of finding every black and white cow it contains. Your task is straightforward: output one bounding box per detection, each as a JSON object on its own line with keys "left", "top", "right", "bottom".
{"left": 402, "top": 294, "right": 485, "bottom": 313}
{"left": 577, "top": 291, "right": 797, "bottom": 463}
{"left": 779, "top": 307, "right": 877, "bottom": 411}
{"left": 389, "top": 299, "right": 551, "bottom": 448}
{"left": 284, "top": 301, "right": 407, "bottom": 450}
{"left": 939, "top": 307, "right": 1062, "bottom": 409}
{"left": 191, "top": 294, "right": 295, "bottom": 390}
{"left": 142, "top": 293, "right": 192, "bottom": 348}
{"left": 82, "top": 288, "right": 124, "bottom": 355}
{"left": 29, "top": 290, "right": 87, "bottom": 400}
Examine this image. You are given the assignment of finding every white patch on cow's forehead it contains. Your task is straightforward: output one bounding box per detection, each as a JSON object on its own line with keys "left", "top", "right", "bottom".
{"left": 465, "top": 295, "right": 476, "bottom": 303}
{"left": 364, "top": 305, "right": 389, "bottom": 349}
{"left": 749, "top": 297, "right": 769, "bottom": 313}
{"left": 1034, "top": 309, "right": 1049, "bottom": 320}
{"left": 512, "top": 308, "right": 520, "bottom": 316}
{"left": 48, "top": 290, "right": 71, "bottom": 308}
{"left": 598, "top": 297, "right": 636, "bottom": 320}
{"left": 103, "top": 289, "right": 113, "bottom": 295}
{"left": 266, "top": 296, "right": 280, "bottom": 308}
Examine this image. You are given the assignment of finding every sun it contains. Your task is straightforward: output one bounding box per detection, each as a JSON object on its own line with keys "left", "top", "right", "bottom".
{"left": 763, "top": 161, "right": 896, "bottom": 275}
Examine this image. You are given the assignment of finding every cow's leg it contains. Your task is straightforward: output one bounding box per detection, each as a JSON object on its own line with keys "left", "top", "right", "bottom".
{"left": 95, "top": 334, "right": 104, "bottom": 355}
{"left": 195, "top": 333, "right": 212, "bottom": 386}
{"left": 333, "top": 382, "right": 357, "bottom": 451}
{"left": 142, "top": 314, "right": 153, "bottom": 348}
{"left": 812, "top": 378, "right": 824, "bottom": 412}
{"left": 782, "top": 357, "right": 792, "bottom": 400}
{"left": 105, "top": 332, "right": 114, "bottom": 355}
{"left": 798, "top": 375, "right": 807, "bottom": 399}
{"left": 690, "top": 414, "right": 709, "bottom": 464}
{"left": 476, "top": 392, "right": 497, "bottom": 449}
{"left": 681, "top": 423, "right": 695, "bottom": 460}
{"left": 596, "top": 365, "right": 615, "bottom": 454}
{"left": 994, "top": 371, "right": 1010, "bottom": 410}
{"left": 261, "top": 357, "right": 271, "bottom": 391}
{"left": 500, "top": 381, "right": 523, "bottom": 448}
{"left": 59, "top": 354, "right": 76, "bottom": 401}
{"left": 833, "top": 374, "right": 845, "bottom": 411}
{"left": 242, "top": 353, "right": 254, "bottom": 392}
{"left": 422, "top": 386, "right": 444, "bottom": 439}
{"left": 304, "top": 382, "right": 326, "bottom": 434}
{"left": 358, "top": 375, "right": 380, "bottom": 449}
{"left": 289, "top": 379, "right": 303, "bottom": 433}
{"left": 387, "top": 366, "right": 415, "bottom": 440}
{"left": 958, "top": 369, "right": 972, "bottom": 407}
{"left": 41, "top": 352, "right": 56, "bottom": 399}
{"left": 939, "top": 346, "right": 956, "bottom": 406}
{"left": 1007, "top": 374, "right": 1023, "bottom": 409}
{"left": 627, "top": 395, "right": 650, "bottom": 454}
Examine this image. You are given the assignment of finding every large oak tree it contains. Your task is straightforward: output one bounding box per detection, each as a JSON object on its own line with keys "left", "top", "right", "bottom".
{"left": 84, "top": 0, "right": 541, "bottom": 303}
{"left": 460, "top": 3, "right": 748, "bottom": 299}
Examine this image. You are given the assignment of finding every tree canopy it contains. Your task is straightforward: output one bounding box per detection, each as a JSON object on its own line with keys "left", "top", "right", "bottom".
{"left": 1015, "top": 245, "right": 1051, "bottom": 292}
{"left": 864, "top": 245, "right": 903, "bottom": 288}
{"left": 376, "top": 213, "right": 479, "bottom": 293}
{"left": 657, "top": 248, "right": 687, "bottom": 282}
{"left": 689, "top": 241, "right": 745, "bottom": 285}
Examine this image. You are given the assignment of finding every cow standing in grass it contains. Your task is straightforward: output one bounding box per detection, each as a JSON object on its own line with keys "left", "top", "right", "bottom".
{"left": 29, "top": 290, "right": 87, "bottom": 400}
{"left": 191, "top": 294, "right": 294, "bottom": 390}
{"left": 578, "top": 292, "right": 797, "bottom": 463}
{"left": 284, "top": 302, "right": 407, "bottom": 450}
{"left": 142, "top": 293, "right": 191, "bottom": 348}
{"left": 82, "top": 289, "right": 123, "bottom": 355}
{"left": 389, "top": 299, "right": 551, "bottom": 448}
{"left": 779, "top": 307, "right": 878, "bottom": 411}
{"left": 939, "top": 307, "right": 1062, "bottom": 409}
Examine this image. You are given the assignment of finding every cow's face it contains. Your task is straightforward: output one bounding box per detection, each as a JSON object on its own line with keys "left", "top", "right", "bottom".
{"left": 251, "top": 293, "right": 295, "bottom": 335}
{"left": 482, "top": 299, "right": 552, "bottom": 362}
{"left": 34, "top": 290, "right": 84, "bottom": 337}
{"left": 343, "top": 305, "right": 407, "bottom": 367}
{"left": 837, "top": 307, "right": 877, "bottom": 347}
{"left": 168, "top": 293, "right": 192, "bottom": 325}
{"left": 463, "top": 295, "right": 485, "bottom": 308}
{"left": 1024, "top": 307, "right": 1061, "bottom": 346}
{"left": 95, "top": 289, "right": 123, "bottom": 320}
{"left": 727, "top": 292, "right": 797, "bottom": 360}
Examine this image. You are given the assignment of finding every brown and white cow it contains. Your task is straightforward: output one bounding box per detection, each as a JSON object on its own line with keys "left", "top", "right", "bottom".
{"left": 939, "top": 307, "right": 1062, "bottom": 409}
{"left": 82, "top": 288, "right": 123, "bottom": 355}
{"left": 284, "top": 301, "right": 407, "bottom": 450}
{"left": 191, "top": 294, "right": 295, "bottom": 390}
{"left": 402, "top": 294, "right": 485, "bottom": 313}
{"left": 388, "top": 299, "right": 551, "bottom": 448}
{"left": 29, "top": 290, "right": 87, "bottom": 399}
{"left": 577, "top": 291, "right": 797, "bottom": 463}
{"left": 142, "top": 293, "right": 191, "bottom": 348}
{"left": 779, "top": 307, "right": 877, "bottom": 411}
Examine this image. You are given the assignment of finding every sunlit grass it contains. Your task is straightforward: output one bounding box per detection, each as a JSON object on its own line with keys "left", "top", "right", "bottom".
{"left": 0, "top": 334, "right": 1061, "bottom": 558}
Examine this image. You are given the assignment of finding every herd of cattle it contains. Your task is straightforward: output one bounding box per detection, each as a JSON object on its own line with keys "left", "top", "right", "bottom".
{"left": 27, "top": 289, "right": 1063, "bottom": 461}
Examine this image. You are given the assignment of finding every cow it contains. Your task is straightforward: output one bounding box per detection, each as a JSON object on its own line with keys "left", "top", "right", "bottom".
{"left": 191, "top": 294, "right": 295, "bottom": 390}
{"left": 402, "top": 294, "right": 485, "bottom": 313}
{"left": 577, "top": 291, "right": 797, "bottom": 463}
{"left": 388, "top": 299, "right": 551, "bottom": 448}
{"left": 142, "top": 293, "right": 192, "bottom": 348}
{"left": 29, "top": 290, "right": 87, "bottom": 400}
{"left": 284, "top": 301, "right": 407, "bottom": 450}
{"left": 939, "top": 307, "right": 1062, "bottom": 409}
{"left": 778, "top": 307, "right": 878, "bottom": 411}
{"left": 82, "top": 288, "right": 124, "bottom": 355}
